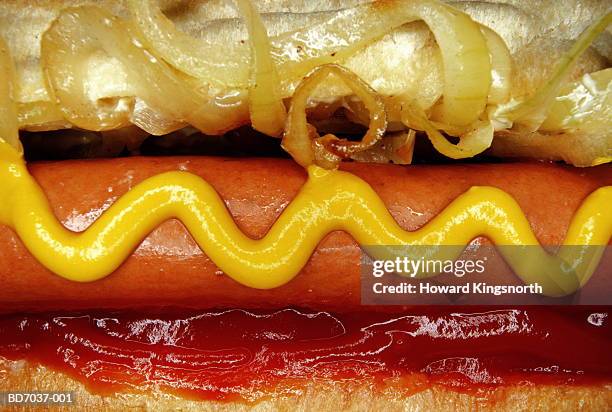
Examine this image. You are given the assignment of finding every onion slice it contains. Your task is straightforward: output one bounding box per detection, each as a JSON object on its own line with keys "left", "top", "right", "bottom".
{"left": 42, "top": 6, "right": 238, "bottom": 135}
{"left": 541, "top": 68, "right": 611, "bottom": 134}
{"left": 350, "top": 130, "right": 416, "bottom": 165}
{"left": 130, "top": 0, "right": 491, "bottom": 128}
{"left": 41, "top": 8, "right": 133, "bottom": 131}
{"left": 0, "top": 37, "right": 20, "bottom": 153}
{"left": 130, "top": 99, "right": 186, "bottom": 136}
{"left": 18, "top": 101, "right": 69, "bottom": 132}
{"left": 283, "top": 0, "right": 492, "bottom": 125}
{"left": 236, "top": 0, "right": 287, "bottom": 137}
{"left": 127, "top": 0, "right": 248, "bottom": 88}
{"left": 480, "top": 26, "right": 512, "bottom": 105}
{"left": 498, "top": 12, "right": 611, "bottom": 131}
{"left": 282, "top": 64, "right": 386, "bottom": 168}
{"left": 401, "top": 100, "right": 494, "bottom": 159}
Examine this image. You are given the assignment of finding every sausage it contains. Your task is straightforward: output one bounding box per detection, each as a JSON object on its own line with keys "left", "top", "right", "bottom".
{"left": 0, "top": 157, "right": 610, "bottom": 312}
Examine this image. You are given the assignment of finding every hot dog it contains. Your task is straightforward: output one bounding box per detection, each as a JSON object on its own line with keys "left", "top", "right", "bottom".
{"left": 0, "top": 0, "right": 610, "bottom": 409}
{"left": 0, "top": 158, "right": 608, "bottom": 312}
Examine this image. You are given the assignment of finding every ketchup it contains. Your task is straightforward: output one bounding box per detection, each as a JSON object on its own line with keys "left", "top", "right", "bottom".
{"left": 0, "top": 307, "right": 610, "bottom": 402}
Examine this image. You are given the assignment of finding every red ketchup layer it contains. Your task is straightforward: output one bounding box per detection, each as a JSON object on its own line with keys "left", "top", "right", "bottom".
{"left": 0, "top": 307, "right": 610, "bottom": 401}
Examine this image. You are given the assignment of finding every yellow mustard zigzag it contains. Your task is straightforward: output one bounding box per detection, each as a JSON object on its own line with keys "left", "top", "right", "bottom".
{"left": 0, "top": 140, "right": 610, "bottom": 296}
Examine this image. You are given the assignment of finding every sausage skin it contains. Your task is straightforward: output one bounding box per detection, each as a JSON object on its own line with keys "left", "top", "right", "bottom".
{"left": 0, "top": 157, "right": 610, "bottom": 312}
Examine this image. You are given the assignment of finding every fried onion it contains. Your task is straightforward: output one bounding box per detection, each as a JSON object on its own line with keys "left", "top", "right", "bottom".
{"left": 0, "top": 36, "right": 20, "bottom": 153}
{"left": 496, "top": 12, "right": 611, "bottom": 132}
{"left": 130, "top": 0, "right": 491, "bottom": 128}
{"left": 1, "top": 0, "right": 605, "bottom": 167}
{"left": 41, "top": 6, "right": 240, "bottom": 135}
{"left": 282, "top": 64, "right": 386, "bottom": 168}
{"left": 401, "top": 100, "right": 494, "bottom": 159}
{"left": 236, "top": 0, "right": 287, "bottom": 137}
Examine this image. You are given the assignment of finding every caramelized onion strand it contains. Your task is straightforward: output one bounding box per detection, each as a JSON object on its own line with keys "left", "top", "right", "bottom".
{"left": 236, "top": 0, "right": 287, "bottom": 137}
{"left": 282, "top": 64, "right": 386, "bottom": 168}
{"left": 500, "top": 12, "right": 611, "bottom": 131}
{"left": 401, "top": 100, "right": 494, "bottom": 159}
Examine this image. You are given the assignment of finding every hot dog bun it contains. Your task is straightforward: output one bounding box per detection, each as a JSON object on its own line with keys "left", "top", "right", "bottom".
{"left": 4, "top": 0, "right": 608, "bottom": 113}
{"left": 1, "top": 0, "right": 610, "bottom": 166}
{"left": 1, "top": 357, "right": 610, "bottom": 411}
{"left": 0, "top": 157, "right": 609, "bottom": 312}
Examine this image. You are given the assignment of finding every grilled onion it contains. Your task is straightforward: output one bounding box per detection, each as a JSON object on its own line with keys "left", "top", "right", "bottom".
{"left": 282, "top": 64, "right": 386, "bottom": 168}
{"left": 41, "top": 6, "right": 242, "bottom": 135}
{"left": 401, "top": 100, "right": 494, "bottom": 159}
{"left": 496, "top": 12, "right": 611, "bottom": 132}
{"left": 41, "top": 8, "right": 132, "bottom": 131}
{"left": 130, "top": 0, "right": 491, "bottom": 128}
{"left": 480, "top": 26, "right": 512, "bottom": 105}
{"left": 130, "top": 99, "right": 186, "bottom": 136}
{"left": 35, "top": 0, "right": 495, "bottom": 159}
{"left": 127, "top": 0, "right": 248, "bottom": 88}
{"left": 350, "top": 130, "right": 416, "bottom": 165}
{"left": 236, "top": 0, "right": 287, "bottom": 137}
{"left": 3, "top": 0, "right": 605, "bottom": 167}
{"left": 0, "top": 37, "right": 20, "bottom": 153}
{"left": 18, "top": 101, "right": 68, "bottom": 132}
{"left": 492, "top": 69, "right": 611, "bottom": 167}
{"left": 541, "top": 69, "right": 611, "bottom": 134}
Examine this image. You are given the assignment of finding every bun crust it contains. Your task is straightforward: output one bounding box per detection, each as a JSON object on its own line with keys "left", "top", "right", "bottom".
{"left": 1, "top": 357, "right": 611, "bottom": 412}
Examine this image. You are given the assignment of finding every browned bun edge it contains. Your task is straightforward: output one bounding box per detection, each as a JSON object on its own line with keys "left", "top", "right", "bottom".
{"left": 1, "top": 357, "right": 610, "bottom": 412}
{"left": 0, "top": 157, "right": 610, "bottom": 312}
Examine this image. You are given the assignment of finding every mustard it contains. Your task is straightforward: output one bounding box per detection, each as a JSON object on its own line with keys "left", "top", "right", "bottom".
{"left": 0, "top": 139, "right": 609, "bottom": 296}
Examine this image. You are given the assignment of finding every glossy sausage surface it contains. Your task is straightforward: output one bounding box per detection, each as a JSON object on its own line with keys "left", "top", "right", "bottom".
{"left": 0, "top": 157, "right": 610, "bottom": 311}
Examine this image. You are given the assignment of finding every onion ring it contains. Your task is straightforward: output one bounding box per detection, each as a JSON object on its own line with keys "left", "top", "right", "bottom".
{"left": 42, "top": 6, "right": 241, "bottom": 135}
{"left": 401, "top": 100, "right": 494, "bottom": 159}
{"left": 130, "top": 0, "right": 491, "bottom": 128}
{"left": 282, "top": 64, "right": 386, "bottom": 168}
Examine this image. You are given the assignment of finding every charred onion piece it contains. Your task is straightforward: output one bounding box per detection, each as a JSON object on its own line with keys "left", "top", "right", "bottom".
{"left": 282, "top": 64, "right": 386, "bottom": 168}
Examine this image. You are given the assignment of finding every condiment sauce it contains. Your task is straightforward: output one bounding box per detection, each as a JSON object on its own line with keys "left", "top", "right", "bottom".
{"left": 0, "top": 307, "right": 609, "bottom": 402}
